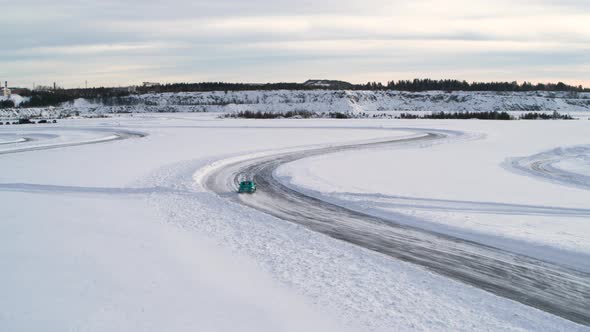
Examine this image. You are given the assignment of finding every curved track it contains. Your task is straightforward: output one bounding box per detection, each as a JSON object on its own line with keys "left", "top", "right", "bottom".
{"left": 0, "top": 129, "right": 146, "bottom": 155}
{"left": 205, "top": 130, "right": 590, "bottom": 326}
{"left": 508, "top": 145, "right": 590, "bottom": 190}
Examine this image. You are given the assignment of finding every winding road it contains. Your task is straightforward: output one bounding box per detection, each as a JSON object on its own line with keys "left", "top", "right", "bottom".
{"left": 0, "top": 128, "right": 146, "bottom": 155}
{"left": 204, "top": 130, "right": 590, "bottom": 326}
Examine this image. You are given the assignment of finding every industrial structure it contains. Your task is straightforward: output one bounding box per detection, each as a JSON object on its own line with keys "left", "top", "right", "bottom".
{"left": 2, "top": 81, "right": 11, "bottom": 97}
{"left": 142, "top": 82, "right": 161, "bottom": 88}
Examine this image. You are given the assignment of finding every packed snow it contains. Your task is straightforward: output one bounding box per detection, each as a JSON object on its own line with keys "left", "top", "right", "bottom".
{"left": 1, "top": 114, "right": 588, "bottom": 331}
{"left": 0, "top": 133, "right": 28, "bottom": 145}
{"left": 507, "top": 145, "right": 590, "bottom": 190}
{"left": 0, "top": 129, "right": 126, "bottom": 154}
{"left": 556, "top": 157, "right": 590, "bottom": 178}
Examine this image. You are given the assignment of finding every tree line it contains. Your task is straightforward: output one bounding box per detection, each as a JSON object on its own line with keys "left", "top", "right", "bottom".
{"left": 225, "top": 110, "right": 351, "bottom": 119}
{"left": 398, "top": 111, "right": 575, "bottom": 120}
{"left": 399, "top": 111, "right": 513, "bottom": 120}
{"left": 142, "top": 80, "right": 588, "bottom": 93}
{"left": 367, "top": 79, "right": 587, "bottom": 92}
{"left": 2, "top": 79, "right": 588, "bottom": 109}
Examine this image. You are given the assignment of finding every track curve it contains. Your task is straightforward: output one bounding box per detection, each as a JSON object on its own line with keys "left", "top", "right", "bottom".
{"left": 204, "top": 129, "right": 590, "bottom": 326}
{"left": 507, "top": 145, "right": 590, "bottom": 190}
{"left": 0, "top": 128, "right": 146, "bottom": 155}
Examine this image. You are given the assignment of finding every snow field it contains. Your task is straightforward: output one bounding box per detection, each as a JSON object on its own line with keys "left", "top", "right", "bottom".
{"left": 1, "top": 114, "right": 588, "bottom": 331}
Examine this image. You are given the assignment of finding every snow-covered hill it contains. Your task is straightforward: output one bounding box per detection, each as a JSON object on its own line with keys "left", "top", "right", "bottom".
{"left": 2, "top": 90, "right": 590, "bottom": 119}
{"left": 0, "top": 94, "right": 29, "bottom": 107}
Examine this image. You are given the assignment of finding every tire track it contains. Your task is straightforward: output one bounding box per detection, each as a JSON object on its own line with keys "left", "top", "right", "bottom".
{"left": 204, "top": 130, "right": 590, "bottom": 327}
{"left": 0, "top": 129, "right": 146, "bottom": 155}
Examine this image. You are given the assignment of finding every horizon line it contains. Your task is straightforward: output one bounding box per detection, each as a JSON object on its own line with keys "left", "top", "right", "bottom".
{"left": 8, "top": 78, "right": 588, "bottom": 90}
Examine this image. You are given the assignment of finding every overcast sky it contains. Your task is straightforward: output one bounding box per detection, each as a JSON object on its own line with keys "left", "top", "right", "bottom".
{"left": 1, "top": 0, "right": 589, "bottom": 88}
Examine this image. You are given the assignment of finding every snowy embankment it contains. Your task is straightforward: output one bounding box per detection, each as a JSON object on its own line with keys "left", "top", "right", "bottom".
{"left": 2, "top": 90, "right": 590, "bottom": 119}
{"left": 276, "top": 120, "right": 590, "bottom": 272}
{"left": 2, "top": 115, "right": 588, "bottom": 331}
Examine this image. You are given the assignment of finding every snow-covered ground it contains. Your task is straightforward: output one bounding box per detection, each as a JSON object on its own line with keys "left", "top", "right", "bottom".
{"left": 2, "top": 90, "right": 590, "bottom": 119}
{"left": 101, "top": 90, "right": 590, "bottom": 114}
{"left": 276, "top": 120, "right": 590, "bottom": 272}
{"left": 508, "top": 145, "right": 590, "bottom": 190}
{"left": 0, "top": 128, "right": 128, "bottom": 154}
{"left": 0, "top": 94, "right": 28, "bottom": 107}
{"left": 1, "top": 114, "right": 588, "bottom": 331}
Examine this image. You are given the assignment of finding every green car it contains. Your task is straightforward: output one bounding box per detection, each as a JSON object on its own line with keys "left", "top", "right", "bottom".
{"left": 238, "top": 181, "right": 257, "bottom": 194}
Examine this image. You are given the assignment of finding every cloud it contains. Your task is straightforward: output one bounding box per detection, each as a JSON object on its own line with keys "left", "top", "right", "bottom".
{"left": 0, "top": 0, "right": 589, "bottom": 87}
{"left": 8, "top": 42, "right": 188, "bottom": 56}
{"left": 243, "top": 39, "right": 590, "bottom": 56}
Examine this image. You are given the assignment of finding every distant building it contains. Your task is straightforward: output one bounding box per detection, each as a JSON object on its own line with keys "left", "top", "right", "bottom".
{"left": 2, "top": 81, "right": 10, "bottom": 97}
{"left": 142, "top": 82, "right": 161, "bottom": 88}
{"left": 113, "top": 86, "right": 138, "bottom": 93}
{"left": 1, "top": 81, "right": 30, "bottom": 96}
{"left": 10, "top": 88, "right": 29, "bottom": 95}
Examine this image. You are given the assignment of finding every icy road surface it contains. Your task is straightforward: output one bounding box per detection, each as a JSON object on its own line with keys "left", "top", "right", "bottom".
{"left": 204, "top": 128, "right": 590, "bottom": 326}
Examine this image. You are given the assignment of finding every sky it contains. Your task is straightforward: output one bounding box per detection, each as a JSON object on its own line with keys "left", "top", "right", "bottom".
{"left": 1, "top": 0, "right": 589, "bottom": 88}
